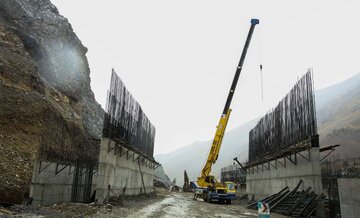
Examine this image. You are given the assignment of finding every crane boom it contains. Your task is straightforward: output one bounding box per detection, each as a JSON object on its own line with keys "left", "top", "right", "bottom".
{"left": 199, "top": 19, "right": 259, "bottom": 180}
{"left": 222, "top": 19, "right": 260, "bottom": 116}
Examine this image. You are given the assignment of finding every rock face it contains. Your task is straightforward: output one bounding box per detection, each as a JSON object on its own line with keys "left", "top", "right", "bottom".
{"left": 0, "top": 0, "right": 104, "bottom": 204}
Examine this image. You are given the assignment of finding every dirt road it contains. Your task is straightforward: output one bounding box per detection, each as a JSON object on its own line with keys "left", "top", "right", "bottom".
{"left": 2, "top": 192, "right": 285, "bottom": 217}
{"left": 100, "top": 192, "right": 284, "bottom": 218}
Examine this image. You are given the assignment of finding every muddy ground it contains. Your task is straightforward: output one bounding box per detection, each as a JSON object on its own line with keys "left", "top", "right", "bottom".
{"left": 100, "top": 192, "right": 286, "bottom": 218}
{"left": 0, "top": 191, "right": 285, "bottom": 218}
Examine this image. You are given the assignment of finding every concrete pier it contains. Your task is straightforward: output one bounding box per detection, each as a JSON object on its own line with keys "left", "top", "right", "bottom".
{"left": 338, "top": 178, "right": 360, "bottom": 218}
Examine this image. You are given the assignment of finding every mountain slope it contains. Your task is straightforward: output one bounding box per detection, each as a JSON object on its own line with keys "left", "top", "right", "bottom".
{"left": 156, "top": 73, "right": 360, "bottom": 183}
{"left": 317, "top": 73, "right": 360, "bottom": 158}
{"left": 155, "top": 119, "right": 257, "bottom": 183}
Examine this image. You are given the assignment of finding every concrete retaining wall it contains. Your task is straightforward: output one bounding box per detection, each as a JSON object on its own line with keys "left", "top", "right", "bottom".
{"left": 30, "top": 160, "right": 73, "bottom": 206}
{"left": 95, "top": 138, "right": 154, "bottom": 203}
{"left": 246, "top": 147, "right": 322, "bottom": 200}
{"left": 338, "top": 178, "right": 360, "bottom": 218}
{"left": 30, "top": 160, "right": 97, "bottom": 206}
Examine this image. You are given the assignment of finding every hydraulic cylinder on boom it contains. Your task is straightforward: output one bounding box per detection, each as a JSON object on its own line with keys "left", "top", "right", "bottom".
{"left": 191, "top": 18, "right": 259, "bottom": 204}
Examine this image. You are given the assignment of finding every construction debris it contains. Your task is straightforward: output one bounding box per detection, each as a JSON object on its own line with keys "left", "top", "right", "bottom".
{"left": 154, "top": 179, "right": 169, "bottom": 189}
{"left": 169, "top": 185, "right": 181, "bottom": 192}
{"left": 247, "top": 180, "right": 324, "bottom": 217}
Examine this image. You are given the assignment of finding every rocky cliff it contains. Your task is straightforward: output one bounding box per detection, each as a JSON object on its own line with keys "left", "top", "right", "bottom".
{"left": 0, "top": 0, "right": 104, "bottom": 204}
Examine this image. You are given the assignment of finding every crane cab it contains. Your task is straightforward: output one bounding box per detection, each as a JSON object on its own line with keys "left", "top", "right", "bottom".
{"left": 192, "top": 176, "right": 236, "bottom": 204}
{"left": 224, "top": 181, "right": 236, "bottom": 194}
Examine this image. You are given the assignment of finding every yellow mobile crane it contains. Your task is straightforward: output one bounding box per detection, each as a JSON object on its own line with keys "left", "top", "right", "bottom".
{"left": 191, "top": 18, "right": 259, "bottom": 204}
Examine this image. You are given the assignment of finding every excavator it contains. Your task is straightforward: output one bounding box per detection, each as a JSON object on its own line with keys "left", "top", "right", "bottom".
{"left": 190, "top": 18, "right": 259, "bottom": 204}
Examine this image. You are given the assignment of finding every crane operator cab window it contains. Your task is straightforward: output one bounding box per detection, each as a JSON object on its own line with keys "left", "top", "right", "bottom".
{"left": 226, "top": 183, "right": 235, "bottom": 191}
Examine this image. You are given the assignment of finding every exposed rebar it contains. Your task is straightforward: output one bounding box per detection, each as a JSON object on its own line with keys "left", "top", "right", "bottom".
{"left": 249, "top": 70, "right": 317, "bottom": 162}
{"left": 103, "top": 69, "right": 155, "bottom": 157}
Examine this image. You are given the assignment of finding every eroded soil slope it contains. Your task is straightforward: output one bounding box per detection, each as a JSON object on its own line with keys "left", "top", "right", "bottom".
{"left": 0, "top": 0, "right": 104, "bottom": 204}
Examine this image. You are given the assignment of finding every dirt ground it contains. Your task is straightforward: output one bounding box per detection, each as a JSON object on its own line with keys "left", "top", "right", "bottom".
{"left": 0, "top": 192, "right": 286, "bottom": 218}
{"left": 96, "top": 192, "right": 285, "bottom": 218}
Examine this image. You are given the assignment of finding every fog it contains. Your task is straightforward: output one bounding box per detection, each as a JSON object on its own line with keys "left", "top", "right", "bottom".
{"left": 52, "top": 0, "right": 360, "bottom": 154}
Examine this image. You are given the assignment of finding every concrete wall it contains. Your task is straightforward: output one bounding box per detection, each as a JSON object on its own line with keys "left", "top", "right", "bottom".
{"left": 30, "top": 160, "right": 74, "bottom": 206}
{"left": 96, "top": 138, "right": 154, "bottom": 203}
{"left": 338, "top": 178, "right": 360, "bottom": 218}
{"left": 246, "top": 147, "right": 322, "bottom": 200}
{"left": 30, "top": 160, "right": 97, "bottom": 206}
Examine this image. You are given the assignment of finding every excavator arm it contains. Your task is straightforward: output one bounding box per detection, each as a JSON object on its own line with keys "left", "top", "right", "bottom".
{"left": 198, "top": 19, "right": 259, "bottom": 183}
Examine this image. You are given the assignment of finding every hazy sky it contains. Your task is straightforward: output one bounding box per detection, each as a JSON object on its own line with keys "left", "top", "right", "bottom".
{"left": 52, "top": 0, "right": 360, "bottom": 155}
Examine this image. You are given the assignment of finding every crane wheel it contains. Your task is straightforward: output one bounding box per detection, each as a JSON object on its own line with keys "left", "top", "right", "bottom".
{"left": 203, "top": 195, "right": 209, "bottom": 203}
